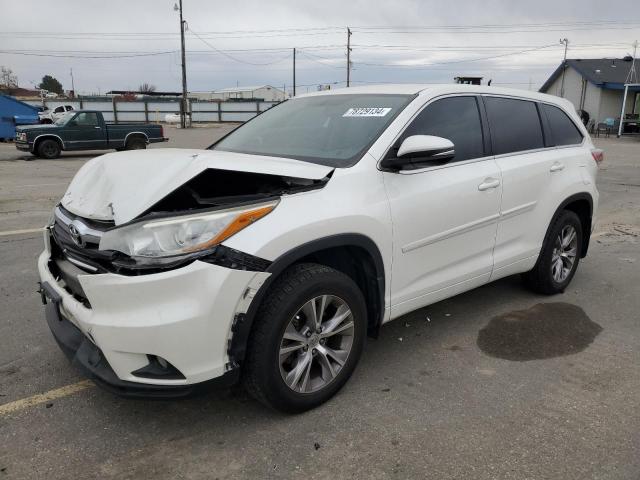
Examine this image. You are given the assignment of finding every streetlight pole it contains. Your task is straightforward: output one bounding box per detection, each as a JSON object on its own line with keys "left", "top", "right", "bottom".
{"left": 175, "top": 0, "right": 188, "bottom": 128}
{"left": 293, "top": 48, "right": 296, "bottom": 97}
{"left": 559, "top": 38, "right": 569, "bottom": 98}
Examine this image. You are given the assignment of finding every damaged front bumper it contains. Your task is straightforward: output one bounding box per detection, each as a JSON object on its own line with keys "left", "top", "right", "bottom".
{"left": 37, "top": 241, "right": 270, "bottom": 398}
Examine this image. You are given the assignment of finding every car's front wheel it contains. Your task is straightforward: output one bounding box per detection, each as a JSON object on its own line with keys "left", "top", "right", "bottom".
{"left": 37, "top": 139, "right": 61, "bottom": 159}
{"left": 244, "top": 263, "right": 367, "bottom": 413}
{"left": 523, "top": 210, "right": 583, "bottom": 294}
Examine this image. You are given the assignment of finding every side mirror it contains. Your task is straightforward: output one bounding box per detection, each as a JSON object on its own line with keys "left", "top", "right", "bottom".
{"left": 381, "top": 135, "right": 455, "bottom": 170}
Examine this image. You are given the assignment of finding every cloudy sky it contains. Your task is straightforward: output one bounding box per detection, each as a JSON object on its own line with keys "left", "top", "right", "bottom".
{"left": 1, "top": 0, "right": 639, "bottom": 95}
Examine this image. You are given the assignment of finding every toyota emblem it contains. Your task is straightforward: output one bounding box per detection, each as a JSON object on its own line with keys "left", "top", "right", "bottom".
{"left": 68, "top": 222, "right": 85, "bottom": 247}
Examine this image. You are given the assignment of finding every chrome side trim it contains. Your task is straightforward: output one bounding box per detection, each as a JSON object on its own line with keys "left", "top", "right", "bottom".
{"left": 402, "top": 213, "right": 500, "bottom": 253}
{"left": 33, "top": 134, "right": 65, "bottom": 149}
{"left": 500, "top": 201, "right": 538, "bottom": 220}
{"left": 124, "top": 131, "right": 149, "bottom": 145}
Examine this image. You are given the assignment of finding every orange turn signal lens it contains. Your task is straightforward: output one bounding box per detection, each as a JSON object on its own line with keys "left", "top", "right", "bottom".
{"left": 184, "top": 204, "right": 276, "bottom": 252}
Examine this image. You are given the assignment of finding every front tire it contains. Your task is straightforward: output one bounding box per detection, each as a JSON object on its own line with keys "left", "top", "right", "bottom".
{"left": 37, "top": 139, "right": 61, "bottom": 159}
{"left": 243, "top": 263, "right": 367, "bottom": 413}
{"left": 523, "top": 210, "right": 583, "bottom": 294}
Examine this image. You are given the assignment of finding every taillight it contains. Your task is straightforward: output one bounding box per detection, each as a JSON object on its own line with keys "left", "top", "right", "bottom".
{"left": 591, "top": 149, "right": 604, "bottom": 165}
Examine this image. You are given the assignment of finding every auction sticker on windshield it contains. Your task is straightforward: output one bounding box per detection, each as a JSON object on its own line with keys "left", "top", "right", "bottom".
{"left": 343, "top": 107, "right": 392, "bottom": 117}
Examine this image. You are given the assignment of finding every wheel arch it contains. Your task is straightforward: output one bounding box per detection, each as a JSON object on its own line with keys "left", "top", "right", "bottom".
{"left": 229, "top": 234, "right": 386, "bottom": 365}
{"left": 124, "top": 131, "right": 149, "bottom": 146}
{"left": 545, "top": 192, "right": 593, "bottom": 258}
{"left": 33, "top": 134, "right": 64, "bottom": 153}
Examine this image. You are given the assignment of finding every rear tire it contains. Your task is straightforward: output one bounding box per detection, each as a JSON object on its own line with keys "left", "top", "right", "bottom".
{"left": 37, "top": 139, "right": 61, "bottom": 159}
{"left": 243, "top": 263, "right": 367, "bottom": 413}
{"left": 523, "top": 210, "right": 583, "bottom": 295}
{"left": 125, "top": 137, "right": 147, "bottom": 150}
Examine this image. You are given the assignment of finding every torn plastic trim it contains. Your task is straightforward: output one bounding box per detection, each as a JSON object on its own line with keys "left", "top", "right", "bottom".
{"left": 110, "top": 245, "right": 271, "bottom": 274}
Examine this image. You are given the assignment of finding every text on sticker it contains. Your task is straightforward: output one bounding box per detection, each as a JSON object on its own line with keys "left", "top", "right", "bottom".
{"left": 343, "top": 107, "right": 392, "bottom": 117}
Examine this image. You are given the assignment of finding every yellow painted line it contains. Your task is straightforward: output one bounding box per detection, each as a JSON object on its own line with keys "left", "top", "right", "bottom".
{"left": 0, "top": 227, "right": 44, "bottom": 237}
{"left": 0, "top": 380, "right": 94, "bottom": 416}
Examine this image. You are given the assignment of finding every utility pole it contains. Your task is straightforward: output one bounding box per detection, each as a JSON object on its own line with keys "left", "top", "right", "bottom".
{"left": 70, "top": 68, "right": 75, "bottom": 97}
{"left": 175, "top": 0, "right": 188, "bottom": 128}
{"left": 293, "top": 48, "right": 296, "bottom": 97}
{"left": 346, "top": 27, "right": 352, "bottom": 87}
{"left": 559, "top": 38, "right": 569, "bottom": 98}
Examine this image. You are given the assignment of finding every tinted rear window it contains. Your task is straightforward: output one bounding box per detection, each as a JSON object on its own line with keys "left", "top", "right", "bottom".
{"left": 541, "top": 103, "right": 583, "bottom": 146}
{"left": 484, "top": 97, "right": 544, "bottom": 155}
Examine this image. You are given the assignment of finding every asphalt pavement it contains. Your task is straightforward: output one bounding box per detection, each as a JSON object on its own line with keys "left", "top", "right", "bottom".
{"left": 0, "top": 128, "right": 638, "bottom": 479}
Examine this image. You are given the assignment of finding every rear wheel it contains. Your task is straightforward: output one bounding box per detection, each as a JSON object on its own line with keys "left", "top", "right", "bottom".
{"left": 523, "top": 210, "right": 582, "bottom": 294}
{"left": 243, "top": 263, "right": 367, "bottom": 413}
{"left": 125, "top": 137, "right": 147, "bottom": 150}
{"left": 37, "top": 139, "right": 61, "bottom": 159}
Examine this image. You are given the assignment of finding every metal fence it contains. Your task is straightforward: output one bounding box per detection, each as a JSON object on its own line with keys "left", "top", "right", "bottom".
{"left": 24, "top": 98, "right": 280, "bottom": 124}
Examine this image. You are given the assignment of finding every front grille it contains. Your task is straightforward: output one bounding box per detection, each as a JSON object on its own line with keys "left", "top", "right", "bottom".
{"left": 50, "top": 205, "right": 116, "bottom": 274}
{"left": 48, "top": 206, "right": 119, "bottom": 306}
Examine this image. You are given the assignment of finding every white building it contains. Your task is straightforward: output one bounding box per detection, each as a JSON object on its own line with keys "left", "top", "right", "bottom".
{"left": 192, "top": 85, "right": 287, "bottom": 102}
{"left": 539, "top": 57, "right": 640, "bottom": 129}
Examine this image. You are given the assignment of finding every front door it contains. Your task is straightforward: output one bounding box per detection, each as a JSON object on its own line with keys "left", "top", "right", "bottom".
{"left": 65, "top": 112, "right": 105, "bottom": 150}
{"left": 382, "top": 95, "right": 502, "bottom": 319}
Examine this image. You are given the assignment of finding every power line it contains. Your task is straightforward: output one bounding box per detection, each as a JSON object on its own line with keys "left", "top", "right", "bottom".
{"left": 0, "top": 49, "right": 177, "bottom": 58}
{"left": 188, "top": 29, "right": 292, "bottom": 65}
{"left": 355, "top": 44, "right": 559, "bottom": 68}
{"left": 3, "top": 21, "right": 639, "bottom": 36}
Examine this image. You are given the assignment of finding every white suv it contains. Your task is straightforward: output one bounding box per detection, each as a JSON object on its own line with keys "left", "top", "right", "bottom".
{"left": 37, "top": 85, "right": 601, "bottom": 412}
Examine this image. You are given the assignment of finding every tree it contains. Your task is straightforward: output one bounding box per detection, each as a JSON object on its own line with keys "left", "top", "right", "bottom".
{"left": 38, "top": 75, "right": 63, "bottom": 94}
{"left": 0, "top": 66, "right": 18, "bottom": 89}
{"left": 138, "top": 82, "right": 156, "bottom": 94}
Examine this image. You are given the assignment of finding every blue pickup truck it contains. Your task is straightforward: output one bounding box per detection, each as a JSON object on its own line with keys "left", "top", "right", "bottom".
{"left": 15, "top": 110, "right": 167, "bottom": 159}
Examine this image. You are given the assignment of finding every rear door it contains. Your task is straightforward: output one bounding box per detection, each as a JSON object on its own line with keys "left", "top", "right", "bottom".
{"left": 64, "top": 112, "right": 105, "bottom": 150}
{"left": 383, "top": 95, "right": 502, "bottom": 319}
{"left": 484, "top": 96, "right": 577, "bottom": 279}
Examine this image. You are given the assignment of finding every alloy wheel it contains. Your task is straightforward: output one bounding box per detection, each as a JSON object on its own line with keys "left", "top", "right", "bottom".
{"left": 551, "top": 224, "right": 578, "bottom": 283}
{"left": 278, "top": 295, "right": 354, "bottom": 393}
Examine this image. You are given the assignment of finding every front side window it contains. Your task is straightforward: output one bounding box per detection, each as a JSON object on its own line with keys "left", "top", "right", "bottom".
{"left": 212, "top": 94, "right": 411, "bottom": 167}
{"left": 397, "top": 96, "right": 485, "bottom": 162}
{"left": 54, "top": 106, "right": 64, "bottom": 113}
{"left": 484, "top": 97, "right": 544, "bottom": 155}
{"left": 73, "top": 112, "right": 99, "bottom": 127}
{"left": 54, "top": 112, "right": 74, "bottom": 125}
{"left": 541, "top": 103, "right": 583, "bottom": 146}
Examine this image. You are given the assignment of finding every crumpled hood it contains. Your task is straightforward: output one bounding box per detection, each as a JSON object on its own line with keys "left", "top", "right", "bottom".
{"left": 61, "top": 148, "right": 333, "bottom": 225}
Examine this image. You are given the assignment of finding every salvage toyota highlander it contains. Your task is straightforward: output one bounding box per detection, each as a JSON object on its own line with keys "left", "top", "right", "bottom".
{"left": 38, "top": 85, "right": 601, "bottom": 412}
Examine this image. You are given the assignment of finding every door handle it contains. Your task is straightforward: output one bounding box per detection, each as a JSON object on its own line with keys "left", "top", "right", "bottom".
{"left": 478, "top": 178, "right": 500, "bottom": 191}
{"left": 550, "top": 162, "right": 565, "bottom": 172}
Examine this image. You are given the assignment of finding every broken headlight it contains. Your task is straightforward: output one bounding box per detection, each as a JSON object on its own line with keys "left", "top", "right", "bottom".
{"left": 99, "top": 200, "right": 278, "bottom": 262}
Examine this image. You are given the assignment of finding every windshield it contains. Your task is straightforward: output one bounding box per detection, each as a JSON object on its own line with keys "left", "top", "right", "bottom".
{"left": 211, "top": 94, "right": 411, "bottom": 167}
{"left": 54, "top": 112, "right": 75, "bottom": 126}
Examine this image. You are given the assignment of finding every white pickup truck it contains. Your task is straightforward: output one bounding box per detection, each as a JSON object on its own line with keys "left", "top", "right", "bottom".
{"left": 39, "top": 104, "right": 74, "bottom": 124}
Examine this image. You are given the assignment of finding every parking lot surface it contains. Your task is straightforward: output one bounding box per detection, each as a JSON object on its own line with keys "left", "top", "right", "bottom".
{"left": 0, "top": 127, "right": 639, "bottom": 479}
